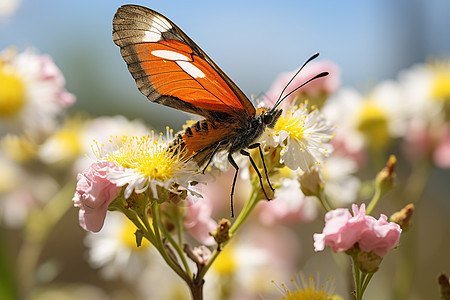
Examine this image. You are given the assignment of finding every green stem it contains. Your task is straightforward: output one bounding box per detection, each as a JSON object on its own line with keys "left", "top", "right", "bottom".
{"left": 352, "top": 257, "right": 362, "bottom": 300}
{"left": 366, "top": 184, "right": 382, "bottom": 215}
{"left": 361, "top": 273, "right": 374, "bottom": 295}
{"left": 156, "top": 206, "right": 192, "bottom": 278}
{"left": 197, "top": 187, "right": 261, "bottom": 282}
{"left": 148, "top": 201, "right": 189, "bottom": 282}
{"left": 317, "top": 188, "right": 332, "bottom": 212}
{"left": 230, "top": 186, "right": 260, "bottom": 235}
{"left": 351, "top": 256, "right": 375, "bottom": 300}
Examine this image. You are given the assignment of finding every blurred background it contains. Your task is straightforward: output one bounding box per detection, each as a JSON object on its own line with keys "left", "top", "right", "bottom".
{"left": 2, "top": 0, "right": 450, "bottom": 130}
{"left": 1, "top": 0, "right": 450, "bottom": 299}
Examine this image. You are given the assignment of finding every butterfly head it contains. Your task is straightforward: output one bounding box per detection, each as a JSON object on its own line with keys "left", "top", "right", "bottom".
{"left": 256, "top": 107, "right": 282, "bottom": 129}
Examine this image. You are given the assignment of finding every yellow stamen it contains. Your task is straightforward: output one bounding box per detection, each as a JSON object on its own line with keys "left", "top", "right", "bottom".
{"left": 274, "top": 111, "right": 306, "bottom": 141}
{"left": 104, "top": 134, "right": 187, "bottom": 181}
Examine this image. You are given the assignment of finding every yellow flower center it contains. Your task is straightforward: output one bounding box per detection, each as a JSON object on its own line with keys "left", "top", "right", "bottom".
{"left": 281, "top": 286, "right": 329, "bottom": 300}
{"left": 355, "top": 100, "right": 389, "bottom": 149}
{"left": 105, "top": 134, "right": 181, "bottom": 181}
{"left": 0, "top": 66, "right": 26, "bottom": 117}
{"left": 274, "top": 111, "right": 306, "bottom": 141}
{"left": 119, "top": 217, "right": 150, "bottom": 251}
{"left": 276, "top": 274, "right": 341, "bottom": 300}
{"left": 431, "top": 69, "right": 450, "bottom": 102}
{"left": 212, "top": 244, "right": 237, "bottom": 275}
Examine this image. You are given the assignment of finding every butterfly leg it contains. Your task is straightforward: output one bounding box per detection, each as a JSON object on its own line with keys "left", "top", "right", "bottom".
{"left": 240, "top": 149, "right": 272, "bottom": 201}
{"left": 248, "top": 143, "right": 275, "bottom": 191}
{"left": 227, "top": 153, "right": 240, "bottom": 218}
{"left": 201, "top": 142, "right": 223, "bottom": 174}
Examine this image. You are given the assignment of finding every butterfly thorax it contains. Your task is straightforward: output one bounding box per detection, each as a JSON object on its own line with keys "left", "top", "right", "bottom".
{"left": 170, "top": 108, "right": 281, "bottom": 167}
{"left": 228, "top": 108, "right": 282, "bottom": 153}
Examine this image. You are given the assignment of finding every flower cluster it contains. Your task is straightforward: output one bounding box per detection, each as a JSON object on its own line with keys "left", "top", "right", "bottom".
{"left": 3, "top": 35, "right": 447, "bottom": 299}
{"left": 73, "top": 131, "right": 201, "bottom": 232}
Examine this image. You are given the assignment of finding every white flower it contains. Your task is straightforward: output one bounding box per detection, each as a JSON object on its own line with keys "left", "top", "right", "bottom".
{"left": 0, "top": 48, "right": 75, "bottom": 141}
{"left": 323, "top": 84, "right": 410, "bottom": 151}
{"left": 93, "top": 130, "right": 200, "bottom": 199}
{"left": 263, "top": 102, "right": 334, "bottom": 171}
{"left": 398, "top": 60, "right": 449, "bottom": 124}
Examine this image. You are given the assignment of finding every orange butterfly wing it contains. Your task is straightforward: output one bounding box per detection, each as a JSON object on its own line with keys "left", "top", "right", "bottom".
{"left": 112, "top": 5, "right": 256, "bottom": 121}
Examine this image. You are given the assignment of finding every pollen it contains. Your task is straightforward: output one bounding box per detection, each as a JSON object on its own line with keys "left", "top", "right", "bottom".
{"left": 274, "top": 111, "right": 307, "bottom": 141}
{"left": 274, "top": 272, "right": 339, "bottom": 300}
{"left": 102, "top": 131, "right": 187, "bottom": 181}
{"left": 0, "top": 65, "right": 26, "bottom": 117}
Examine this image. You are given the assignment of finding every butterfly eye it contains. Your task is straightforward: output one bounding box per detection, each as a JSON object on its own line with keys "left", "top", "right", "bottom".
{"left": 263, "top": 113, "right": 273, "bottom": 125}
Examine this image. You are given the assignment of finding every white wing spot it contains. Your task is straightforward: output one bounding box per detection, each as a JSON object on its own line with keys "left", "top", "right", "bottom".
{"left": 153, "top": 15, "right": 172, "bottom": 30}
{"left": 176, "top": 61, "right": 205, "bottom": 78}
{"left": 151, "top": 50, "right": 190, "bottom": 61}
{"left": 142, "top": 31, "right": 161, "bottom": 42}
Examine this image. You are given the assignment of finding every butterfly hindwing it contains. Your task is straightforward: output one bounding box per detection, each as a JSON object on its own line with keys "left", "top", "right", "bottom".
{"left": 112, "top": 4, "right": 256, "bottom": 121}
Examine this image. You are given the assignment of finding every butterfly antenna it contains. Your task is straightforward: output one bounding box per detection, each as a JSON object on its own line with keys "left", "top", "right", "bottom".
{"left": 272, "top": 52, "right": 322, "bottom": 110}
{"left": 275, "top": 71, "right": 329, "bottom": 106}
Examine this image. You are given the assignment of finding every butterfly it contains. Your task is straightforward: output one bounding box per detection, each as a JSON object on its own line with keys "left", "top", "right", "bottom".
{"left": 112, "top": 4, "right": 327, "bottom": 216}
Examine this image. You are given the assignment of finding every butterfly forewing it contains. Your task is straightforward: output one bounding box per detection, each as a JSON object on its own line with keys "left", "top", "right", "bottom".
{"left": 112, "top": 4, "right": 256, "bottom": 121}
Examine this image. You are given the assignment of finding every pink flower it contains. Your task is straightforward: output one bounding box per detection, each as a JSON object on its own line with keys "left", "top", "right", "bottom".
{"left": 314, "top": 204, "right": 401, "bottom": 257}
{"left": 264, "top": 60, "right": 340, "bottom": 106}
{"left": 73, "top": 161, "right": 121, "bottom": 232}
{"left": 184, "top": 195, "right": 217, "bottom": 245}
{"left": 358, "top": 214, "right": 402, "bottom": 257}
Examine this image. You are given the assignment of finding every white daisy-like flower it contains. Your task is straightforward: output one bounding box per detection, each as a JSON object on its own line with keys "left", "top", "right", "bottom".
{"left": 399, "top": 59, "right": 450, "bottom": 124}
{"left": 93, "top": 129, "right": 200, "bottom": 199}
{"left": 0, "top": 47, "right": 75, "bottom": 141}
{"left": 263, "top": 102, "right": 334, "bottom": 171}
{"left": 323, "top": 84, "right": 411, "bottom": 152}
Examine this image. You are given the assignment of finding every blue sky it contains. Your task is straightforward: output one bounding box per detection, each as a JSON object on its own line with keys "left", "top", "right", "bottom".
{"left": 2, "top": 0, "right": 450, "bottom": 128}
